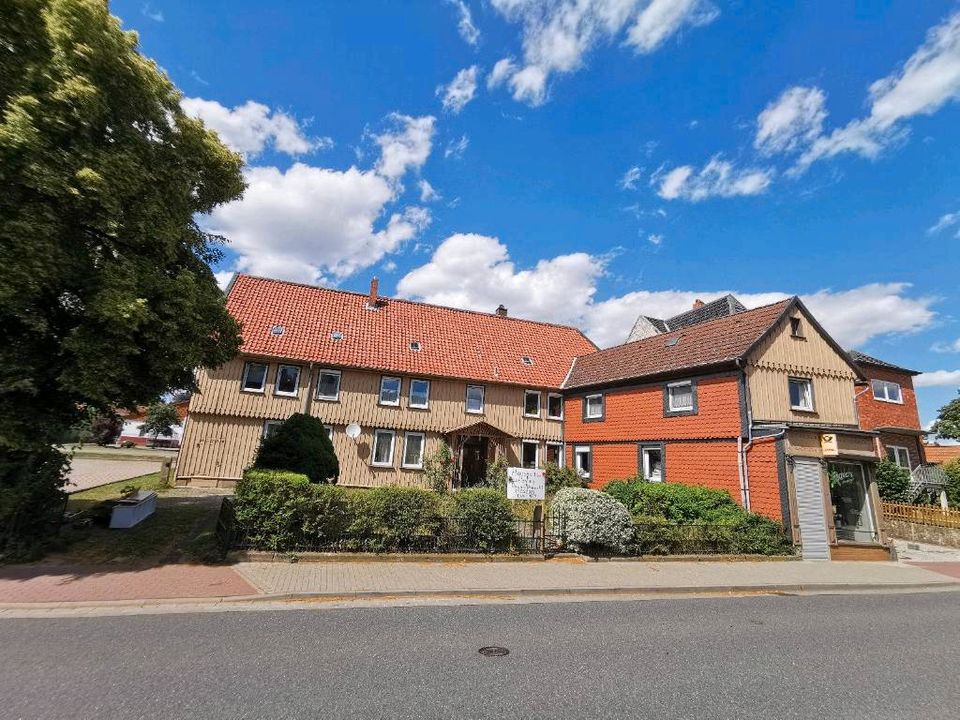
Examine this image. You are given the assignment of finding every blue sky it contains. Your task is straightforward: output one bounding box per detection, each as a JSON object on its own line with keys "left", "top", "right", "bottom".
{"left": 118, "top": 1, "right": 959, "bottom": 426}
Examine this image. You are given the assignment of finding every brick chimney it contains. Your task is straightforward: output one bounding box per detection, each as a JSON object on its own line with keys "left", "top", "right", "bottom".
{"left": 693, "top": 299, "right": 705, "bottom": 309}
{"left": 367, "top": 277, "right": 379, "bottom": 307}
{"left": 495, "top": 304, "right": 508, "bottom": 317}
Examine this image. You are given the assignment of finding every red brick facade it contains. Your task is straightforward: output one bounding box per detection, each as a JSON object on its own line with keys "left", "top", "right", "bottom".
{"left": 855, "top": 365, "right": 925, "bottom": 467}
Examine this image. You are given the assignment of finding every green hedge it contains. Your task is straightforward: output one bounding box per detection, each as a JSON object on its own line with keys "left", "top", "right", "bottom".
{"left": 453, "top": 488, "right": 516, "bottom": 552}
{"left": 347, "top": 486, "right": 443, "bottom": 551}
{"left": 604, "top": 477, "right": 744, "bottom": 522}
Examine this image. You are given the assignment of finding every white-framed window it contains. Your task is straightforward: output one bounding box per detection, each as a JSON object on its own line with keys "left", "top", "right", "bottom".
{"left": 584, "top": 393, "right": 604, "bottom": 420}
{"left": 316, "top": 369, "right": 342, "bottom": 401}
{"left": 545, "top": 442, "right": 563, "bottom": 466}
{"left": 402, "top": 432, "right": 426, "bottom": 469}
{"left": 872, "top": 379, "right": 903, "bottom": 404}
{"left": 524, "top": 390, "right": 541, "bottom": 418}
{"left": 323, "top": 425, "right": 333, "bottom": 441}
{"left": 379, "top": 376, "right": 401, "bottom": 406}
{"left": 790, "top": 316, "right": 804, "bottom": 338}
{"left": 887, "top": 445, "right": 911, "bottom": 469}
{"left": 466, "top": 384, "right": 485, "bottom": 414}
{"left": 641, "top": 446, "right": 663, "bottom": 482}
{"left": 241, "top": 362, "right": 268, "bottom": 393}
{"left": 409, "top": 379, "right": 430, "bottom": 409}
{"left": 371, "top": 429, "right": 396, "bottom": 467}
{"left": 274, "top": 364, "right": 301, "bottom": 396}
{"left": 547, "top": 393, "right": 564, "bottom": 420}
{"left": 521, "top": 440, "right": 539, "bottom": 469}
{"left": 666, "top": 381, "right": 695, "bottom": 412}
{"left": 574, "top": 445, "right": 592, "bottom": 479}
{"left": 262, "top": 420, "right": 282, "bottom": 439}
{"left": 789, "top": 377, "right": 814, "bottom": 411}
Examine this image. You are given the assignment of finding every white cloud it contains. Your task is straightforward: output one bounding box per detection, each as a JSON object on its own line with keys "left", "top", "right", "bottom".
{"left": 397, "top": 233, "right": 604, "bottom": 326}
{"left": 915, "top": 370, "right": 960, "bottom": 388}
{"left": 141, "top": 3, "right": 164, "bottom": 22}
{"left": 438, "top": 66, "right": 479, "bottom": 113}
{"left": 928, "top": 210, "right": 960, "bottom": 235}
{"left": 488, "top": 0, "right": 718, "bottom": 106}
{"left": 448, "top": 0, "right": 481, "bottom": 46}
{"left": 755, "top": 86, "right": 827, "bottom": 155}
{"left": 647, "top": 233, "right": 663, "bottom": 246}
{"left": 373, "top": 114, "right": 436, "bottom": 180}
{"left": 181, "top": 97, "right": 331, "bottom": 158}
{"left": 444, "top": 134, "right": 470, "bottom": 159}
{"left": 796, "top": 11, "right": 960, "bottom": 169}
{"left": 418, "top": 179, "right": 440, "bottom": 202}
{"left": 398, "top": 238, "right": 936, "bottom": 348}
{"left": 655, "top": 157, "right": 772, "bottom": 201}
{"left": 620, "top": 166, "right": 643, "bottom": 190}
{"left": 208, "top": 164, "right": 431, "bottom": 283}
{"left": 932, "top": 338, "right": 960, "bottom": 353}
{"left": 214, "top": 271, "right": 234, "bottom": 291}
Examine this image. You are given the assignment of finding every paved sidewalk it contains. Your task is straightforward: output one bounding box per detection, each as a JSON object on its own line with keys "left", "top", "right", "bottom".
{"left": 0, "top": 564, "right": 256, "bottom": 604}
{"left": 234, "top": 558, "right": 960, "bottom": 597}
{"left": 65, "top": 457, "right": 163, "bottom": 493}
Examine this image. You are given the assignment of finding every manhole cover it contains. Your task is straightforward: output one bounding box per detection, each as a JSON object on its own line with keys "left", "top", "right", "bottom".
{"left": 478, "top": 646, "right": 510, "bottom": 657}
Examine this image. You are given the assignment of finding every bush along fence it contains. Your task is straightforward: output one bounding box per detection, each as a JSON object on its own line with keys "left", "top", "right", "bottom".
{"left": 218, "top": 469, "right": 794, "bottom": 557}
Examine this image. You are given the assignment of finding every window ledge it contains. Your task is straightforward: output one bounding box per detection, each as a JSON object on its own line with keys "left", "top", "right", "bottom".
{"left": 790, "top": 406, "right": 817, "bottom": 413}
{"left": 371, "top": 463, "right": 393, "bottom": 469}
{"left": 316, "top": 396, "right": 340, "bottom": 402}
{"left": 240, "top": 388, "right": 266, "bottom": 395}
{"left": 401, "top": 464, "right": 424, "bottom": 470}
{"left": 274, "top": 391, "right": 299, "bottom": 398}
{"left": 874, "top": 398, "right": 904, "bottom": 405}
{"left": 378, "top": 401, "right": 401, "bottom": 408}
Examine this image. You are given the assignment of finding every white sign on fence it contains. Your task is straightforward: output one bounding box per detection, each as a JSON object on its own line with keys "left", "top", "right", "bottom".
{"left": 506, "top": 467, "right": 546, "bottom": 500}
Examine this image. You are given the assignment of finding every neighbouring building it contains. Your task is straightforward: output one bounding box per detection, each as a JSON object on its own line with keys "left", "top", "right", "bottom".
{"left": 923, "top": 443, "right": 960, "bottom": 465}
{"left": 176, "top": 275, "right": 596, "bottom": 489}
{"left": 562, "top": 296, "right": 888, "bottom": 560}
{"left": 118, "top": 399, "right": 189, "bottom": 447}
{"left": 849, "top": 350, "right": 927, "bottom": 470}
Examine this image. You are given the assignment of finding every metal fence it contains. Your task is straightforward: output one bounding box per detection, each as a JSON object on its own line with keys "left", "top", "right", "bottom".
{"left": 882, "top": 501, "right": 960, "bottom": 529}
{"left": 217, "top": 498, "right": 565, "bottom": 555}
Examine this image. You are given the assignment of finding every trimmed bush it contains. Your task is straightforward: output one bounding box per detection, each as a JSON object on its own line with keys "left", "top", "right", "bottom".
{"left": 552, "top": 487, "right": 633, "bottom": 554}
{"left": 348, "top": 487, "right": 442, "bottom": 551}
{"left": 544, "top": 463, "right": 586, "bottom": 493}
{"left": 453, "top": 488, "right": 516, "bottom": 552}
{"left": 946, "top": 459, "right": 960, "bottom": 507}
{"left": 253, "top": 413, "right": 339, "bottom": 484}
{"left": 233, "top": 469, "right": 350, "bottom": 550}
{"left": 604, "top": 478, "right": 742, "bottom": 522}
{"left": 874, "top": 459, "right": 911, "bottom": 502}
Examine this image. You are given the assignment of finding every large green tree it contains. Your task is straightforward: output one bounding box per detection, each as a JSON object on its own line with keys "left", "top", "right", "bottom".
{"left": 0, "top": 0, "right": 245, "bottom": 557}
{"left": 931, "top": 391, "right": 960, "bottom": 442}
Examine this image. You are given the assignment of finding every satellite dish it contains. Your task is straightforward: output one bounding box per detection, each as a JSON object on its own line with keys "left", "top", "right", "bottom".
{"left": 345, "top": 423, "right": 361, "bottom": 440}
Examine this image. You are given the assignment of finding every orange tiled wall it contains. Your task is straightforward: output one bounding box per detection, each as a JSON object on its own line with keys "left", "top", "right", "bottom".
{"left": 563, "top": 374, "right": 742, "bottom": 444}
{"left": 664, "top": 441, "right": 742, "bottom": 504}
{"left": 588, "top": 443, "right": 639, "bottom": 488}
{"left": 745, "top": 437, "right": 783, "bottom": 520}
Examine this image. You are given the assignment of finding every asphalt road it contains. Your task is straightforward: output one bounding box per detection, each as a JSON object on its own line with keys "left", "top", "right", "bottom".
{"left": 2, "top": 592, "right": 959, "bottom": 719}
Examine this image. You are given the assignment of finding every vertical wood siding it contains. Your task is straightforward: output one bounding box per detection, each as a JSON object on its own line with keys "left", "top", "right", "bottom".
{"left": 746, "top": 312, "right": 858, "bottom": 426}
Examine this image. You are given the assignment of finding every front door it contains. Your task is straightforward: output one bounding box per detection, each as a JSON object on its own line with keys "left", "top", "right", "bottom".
{"left": 828, "top": 462, "right": 877, "bottom": 543}
{"left": 793, "top": 457, "right": 830, "bottom": 560}
{"left": 460, "top": 436, "right": 488, "bottom": 487}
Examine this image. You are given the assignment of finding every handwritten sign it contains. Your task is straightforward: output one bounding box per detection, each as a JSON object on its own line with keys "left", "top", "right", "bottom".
{"left": 506, "top": 467, "right": 546, "bottom": 500}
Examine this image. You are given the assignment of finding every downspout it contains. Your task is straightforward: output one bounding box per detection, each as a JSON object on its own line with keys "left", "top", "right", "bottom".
{"left": 736, "top": 358, "right": 752, "bottom": 510}
{"left": 853, "top": 382, "right": 880, "bottom": 456}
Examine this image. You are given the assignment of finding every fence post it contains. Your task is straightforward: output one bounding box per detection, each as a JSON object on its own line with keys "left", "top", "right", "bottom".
{"left": 533, "top": 504, "right": 543, "bottom": 554}
{"left": 941, "top": 490, "right": 949, "bottom": 511}
{"left": 159, "top": 457, "right": 172, "bottom": 488}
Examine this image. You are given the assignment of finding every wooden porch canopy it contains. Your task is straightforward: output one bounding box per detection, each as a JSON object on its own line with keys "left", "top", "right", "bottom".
{"left": 445, "top": 420, "right": 516, "bottom": 440}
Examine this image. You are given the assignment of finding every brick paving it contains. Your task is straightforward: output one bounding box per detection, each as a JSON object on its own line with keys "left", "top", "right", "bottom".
{"left": 907, "top": 562, "right": 960, "bottom": 580}
{"left": 0, "top": 565, "right": 256, "bottom": 604}
{"left": 65, "top": 458, "right": 163, "bottom": 493}
{"left": 234, "top": 558, "right": 959, "bottom": 597}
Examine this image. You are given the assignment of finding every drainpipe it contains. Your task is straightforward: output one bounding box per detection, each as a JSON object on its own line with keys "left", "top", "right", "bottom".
{"left": 853, "top": 383, "right": 880, "bottom": 456}
{"left": 736, "top": 358, "right": 753, "bottom": 510}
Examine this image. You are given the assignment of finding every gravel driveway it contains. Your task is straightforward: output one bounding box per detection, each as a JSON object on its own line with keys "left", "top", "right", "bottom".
{"left": 65, "top": 458, "right": 165, "bottom": 494}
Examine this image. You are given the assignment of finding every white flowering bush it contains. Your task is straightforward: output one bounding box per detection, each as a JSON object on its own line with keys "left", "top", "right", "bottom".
{"left": 552, "top": 487, "right": 633, "bottom": 554}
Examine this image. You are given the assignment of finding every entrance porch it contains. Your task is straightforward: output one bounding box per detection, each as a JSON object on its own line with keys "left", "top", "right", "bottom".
{"left": 447, "top": 420, "right": 515, "bottom": 489}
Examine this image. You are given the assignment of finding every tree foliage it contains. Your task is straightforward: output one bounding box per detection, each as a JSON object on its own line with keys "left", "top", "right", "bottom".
{"left": 139, "top": 402, "right": 181, "bottom": 443}
{"left": 85, "top": 408, "right": 123, "bottom": 446}
{"left": 253, "top": 414, "right": 339, "bottom": 484}
{"left": 874, "top": 459, "right": 912, "bottom": 503}
{"left": 0, "top": 0, "right": 245, "bottom": 558}
{"left": 932, "top": 392, "right": 960, "bottom": 442}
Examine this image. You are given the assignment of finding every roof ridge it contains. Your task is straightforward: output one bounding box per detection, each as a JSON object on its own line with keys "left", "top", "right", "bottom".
{"left": 231, "top": 273, "right": 588, "bottom": 333}
{"left": 581, "top": 296, "right": 794, "bottom": 359}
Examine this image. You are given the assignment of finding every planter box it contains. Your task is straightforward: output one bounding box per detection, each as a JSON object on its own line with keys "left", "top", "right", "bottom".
{"left": 109, "top": 491, "right": 157, "bottom": 529}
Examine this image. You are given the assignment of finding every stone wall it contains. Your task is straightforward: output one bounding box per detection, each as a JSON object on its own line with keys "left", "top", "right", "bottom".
{"left": 886, "top": 519, "right": 960, "bottom": 548}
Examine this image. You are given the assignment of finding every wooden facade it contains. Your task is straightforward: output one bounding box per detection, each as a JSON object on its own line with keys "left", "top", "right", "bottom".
{"left": 745, "top": 308, "right": 859, "bottom": 427}
{"left": 178, "top": 354, "right": 564, "bottom": 488}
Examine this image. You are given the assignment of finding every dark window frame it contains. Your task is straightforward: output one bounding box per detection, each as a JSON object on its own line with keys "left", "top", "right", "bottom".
{"left": 582, "top": 393, "right": 605, "bottom": 422}
{"left": 663, "top": 380, "right": 698, "bottom": 417}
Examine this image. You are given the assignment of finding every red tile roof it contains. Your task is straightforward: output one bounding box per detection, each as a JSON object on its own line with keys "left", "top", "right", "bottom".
{"left": 924, "top": 444, "right": 960, "bottom": 465}
{"left": 225, "top": 274, "right": 597, "bottom": 388}
{"left": 565, "top": 298, "right": 795, "bottom": 389}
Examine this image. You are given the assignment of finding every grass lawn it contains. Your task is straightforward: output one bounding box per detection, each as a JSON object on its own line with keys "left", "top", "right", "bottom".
{"left": 54, "top": 475, "right": 224, "bottom": 565}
